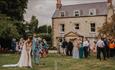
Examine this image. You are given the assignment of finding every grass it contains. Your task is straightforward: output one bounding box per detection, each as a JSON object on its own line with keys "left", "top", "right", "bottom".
{"left": 0, "top": 53, "right": 115, "bottom": 70}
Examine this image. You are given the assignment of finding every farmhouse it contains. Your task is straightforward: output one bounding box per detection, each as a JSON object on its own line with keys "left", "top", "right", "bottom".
{"left": 52, "top": 0, "right": 114, "bottom": 47}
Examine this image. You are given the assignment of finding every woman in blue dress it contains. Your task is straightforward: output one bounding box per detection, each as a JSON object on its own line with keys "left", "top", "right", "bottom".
{"left": 79, "top": 42, "right": 84, "bottom": 58}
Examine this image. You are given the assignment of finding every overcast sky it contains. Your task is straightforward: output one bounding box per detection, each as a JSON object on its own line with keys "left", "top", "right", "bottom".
{"left": 24, "top": 0, "right": 115, "bottom": 26}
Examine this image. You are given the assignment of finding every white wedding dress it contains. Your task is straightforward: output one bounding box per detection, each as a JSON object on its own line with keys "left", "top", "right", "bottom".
{"left": 2, "top": 42, "right": 32, "bottom": 68}
{"left": 72, "top": 40, "right": 79, "bottom": 59}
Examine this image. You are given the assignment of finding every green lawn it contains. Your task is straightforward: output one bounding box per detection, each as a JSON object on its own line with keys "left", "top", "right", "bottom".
{"left": 0, "top": 53, "right": 115, "bottom": 70}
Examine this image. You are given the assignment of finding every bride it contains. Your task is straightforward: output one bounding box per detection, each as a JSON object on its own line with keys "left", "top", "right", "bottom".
{"left": 2, "top": 36, "right": 32, "bottom": 68}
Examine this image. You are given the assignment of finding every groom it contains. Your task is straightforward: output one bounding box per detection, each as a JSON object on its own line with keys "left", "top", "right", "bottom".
{"left": 32, "top": 33, "right": 38, "bottom": 64}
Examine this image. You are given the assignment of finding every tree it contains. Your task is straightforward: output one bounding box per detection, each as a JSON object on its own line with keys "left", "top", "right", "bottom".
{"left": 0, "top": 14, "right": 19, "bottom": 38}
{"left": 0, "top": 14, "right": 20, "bottom": 48}
{"left": 99, "top": 14, "right": 115, "bottom": 36}
{"left": 48, "top": 25, "right": 52, "bottom": 33}
{"left": 37, "top": 25, "right": 52, "bottom": 33}
{"left": 0, "top": 0, "right": 29, "bottom": 38}
{"left": 14, "top": 21, "right": 27, "bottom": 37}
{"left": 0, "top": 0, "right": 28, "bottom": 48}
{"left": 0, "top": 0, "right": 28, "bottom": 21}
{"left": 0, "top": 0, "right": 28, "bottom": 38}
{"left": 29, "top": 16, "right": 39, "bottom": 33}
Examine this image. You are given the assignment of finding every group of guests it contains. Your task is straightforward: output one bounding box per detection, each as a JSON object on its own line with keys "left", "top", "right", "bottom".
{"left": 32, "top": 34, "right": 48, "bottom": 64}
{"left": 60, "top": 37, "right": 115, "bottom": 60}
{"left": 60, "top": 37, "right": 90, "bottom": 59}
{"left": 96, "top": 37, "right": 115, "bottom": 60}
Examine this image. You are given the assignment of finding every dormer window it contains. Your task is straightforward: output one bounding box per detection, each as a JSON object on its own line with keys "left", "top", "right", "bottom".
{"left": 89, "top": 9, "right": 96, "bottom": 16}
{"left": 74, "top": 10, "right": 80, "bottom": 16}
{"left": 60, "top": 11, "right": 65, "bottom": 17}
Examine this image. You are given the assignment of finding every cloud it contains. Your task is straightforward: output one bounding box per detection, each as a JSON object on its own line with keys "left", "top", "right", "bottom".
{"left": 24, "top": 0, "right": 114, "bottom": 26}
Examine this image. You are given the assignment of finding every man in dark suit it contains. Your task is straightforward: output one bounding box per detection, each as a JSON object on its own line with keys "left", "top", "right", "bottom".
{"left": 62, "top": 39, "right": 68, "bottom": 55}
{"left": 103, "top": 38, "right": 109, "bottom": 58}
{"left": 66, "top": 39, "right": 73, "bottom": 56}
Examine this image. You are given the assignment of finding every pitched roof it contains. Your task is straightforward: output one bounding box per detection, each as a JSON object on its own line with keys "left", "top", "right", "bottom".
{"left": 65, "top": 31, "right": 83, "bottom": 37}
{"left": 52, "top": 2, "right": 107, "bottom": 18}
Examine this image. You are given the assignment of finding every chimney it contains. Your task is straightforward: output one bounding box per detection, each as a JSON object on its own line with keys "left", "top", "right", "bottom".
{"left": 108, "top": 0, "right": 112, "bottom": 4}
{"left": 56, "top": 0, "right": 62, "bottom": 10}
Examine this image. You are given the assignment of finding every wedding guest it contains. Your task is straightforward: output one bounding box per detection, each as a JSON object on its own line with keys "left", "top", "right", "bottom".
{"left": 113, "top": 39, "right": 115, "bottom": 57}
{"left": 83, "top": 38, "right": 89, "bottom": 58}
{"left": 34, "top": 39, "right": 41, "bottom": 64}
{"left": 11, "top": 38, "right": 16, "bottom": 53}
{"left": 32, "top": 33, "right": 37, "bottom": 62}
{"left": 40, "top": 40, "right": 46, "bottom": 58}
{"left": 16, "top": 41, "right": 20, "bottom": 53}
{"left": 92, "top": 41, "right": 97, "bottom": 55}
{"left": 96, "top": 37, "right": 106, "bottom": 60}
{"left": 42, "top": 39, "right": 49, "bottom": 57}
{"left": 109, "top": 40, "right": 115, "bottom": 57}
{"left": 67, "top": 39, "right": 74, "bottom": 56}
{"left": 103, "top": 38, "right": 109, "bottom": 58}
{"left": 62, "top": 39, "right": 68, "bottom": 55}
{"left": 58, "top": 39, "right": 62, "bottom": 54}
{"left": 87, "top": 40, "right": 90, "bottom": 56}
{"left": 79, "top": 40, "right": 84, "bottom": 58}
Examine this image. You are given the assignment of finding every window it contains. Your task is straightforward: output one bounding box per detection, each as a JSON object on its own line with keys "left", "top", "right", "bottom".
{"left": 75, "top": 24, "right": 79, "bottom": 30}
{"left": 60, "top": 11, "right": 65, "bottom": 17}
{"left": 60, "top": 24, "right": 65, "bottom": 32}
{"left": 90, "top": 23, "right": 95, "bottom": 32}
{"left": 74, "top": 10, "right": 80, "bottom": 16}
{"left": 89, "top": 9, "right": 96, "bottom": 16}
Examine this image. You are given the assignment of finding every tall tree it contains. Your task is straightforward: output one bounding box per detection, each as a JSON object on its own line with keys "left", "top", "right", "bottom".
{"left": 0, "top": 0, "right": 28, "bottom": 37}
{"left": 0, "top": 14, "right": 20, "bottom": 48}
{"left": 29, "top": 16, "right": 39, "bottom": 33}
{"left": 0, "top": 0, "right": 28, "bottom": 48}
{"left": 0, "top": 0, "right": 28, "bottom": 21}
{"left": 0, "top": 14, "right": 19, "bottom": 39}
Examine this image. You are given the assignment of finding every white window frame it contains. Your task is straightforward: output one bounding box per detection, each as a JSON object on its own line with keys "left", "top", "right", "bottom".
{"left": 60, "top": 11, "right": 65, "bottom": 17}
{"left": 89, "top": 9, "right": 96, "bottom": 16}
{"left": 74, "top": 10, "right": 80, "bottom": 16}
